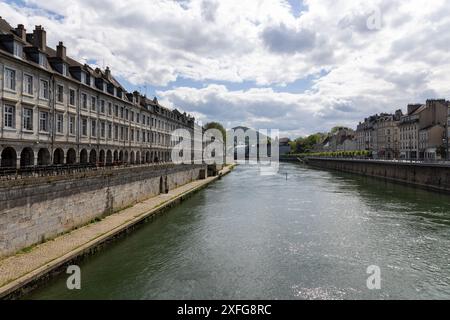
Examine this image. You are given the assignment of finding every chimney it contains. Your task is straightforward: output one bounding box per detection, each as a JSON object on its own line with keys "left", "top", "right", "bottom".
{"left": 56, "top": 41, "right": 66, "bottom": 60}
{"left": 15, "top": 24, "right": 26, "bottom": 41}
{"left": 33, "top": 25, "right": 46, "bottom": 51}
{"left": 105, "top": 66, "right": 111, "bottom": 80}
{"left": 407, "top": 104, "right": 421, "bottom": 115}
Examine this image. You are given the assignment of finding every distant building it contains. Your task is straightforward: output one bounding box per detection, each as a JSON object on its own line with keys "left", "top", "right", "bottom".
{"left": 373, "top": 110, "right": 402, "bottom": 159}
{"left": 279, "top": 138, "right": 291, "bottom": 155}
{"left": 399, "top": 100, "right": 448, "bottom": 159}
{"left": 356, "top": 115, "right": 379, "bottom": 152}
{"left": 419, "top": 124, "right": 445, "bottom": 160}
{"left": 325, "top": 127, "right": 355, "bottom": 152}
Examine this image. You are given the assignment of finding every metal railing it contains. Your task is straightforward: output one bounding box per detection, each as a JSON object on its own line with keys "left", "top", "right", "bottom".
{"left": 0, "top": 161, "right": 177, "bottom": 181}
{"left": 304, "top": 156, "right": 450, "bottom": 166}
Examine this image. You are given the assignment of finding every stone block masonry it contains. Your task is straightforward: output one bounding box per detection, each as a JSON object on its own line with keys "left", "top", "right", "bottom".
{"left": 305, "top": 158, "right": 450, "bottom": 193}
{"left": 0, "top": 164, "right": 206, "bottom": 258}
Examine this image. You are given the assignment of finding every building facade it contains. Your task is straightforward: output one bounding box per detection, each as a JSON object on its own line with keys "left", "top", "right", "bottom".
{"left": 399, "top": 100, "right": 448, "bottom": 159}
{"left": 356, "top": 115, "right": 378, "bottom": 152}
{"left": 0, "top": 19, "right": 196, "bottom": 169}
{"left": 373, "top": 110, "right": 402, "bottom": 159}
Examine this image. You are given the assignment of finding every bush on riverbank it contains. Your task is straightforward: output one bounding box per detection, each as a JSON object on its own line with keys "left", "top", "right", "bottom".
{"left": 289, "top": 150, "right": 372, "bottom": 158}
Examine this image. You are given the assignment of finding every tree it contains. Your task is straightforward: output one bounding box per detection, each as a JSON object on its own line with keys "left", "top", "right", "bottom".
{"left": 291, "top": 132, "right": 327, "bottom": 154}
{"left": 204, "top": 122, "right": 227, "bottom": 143}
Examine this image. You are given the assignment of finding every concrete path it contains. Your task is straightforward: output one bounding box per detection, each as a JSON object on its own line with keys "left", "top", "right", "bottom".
{"left": 0, "top": 165, "right": 234, "bottom": 299}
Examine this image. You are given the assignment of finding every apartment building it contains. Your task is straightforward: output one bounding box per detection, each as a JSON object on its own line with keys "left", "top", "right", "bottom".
{"left": 356, "top": 115, "right": 378, "bottom": 152}
{"left": 399, "top": 100, "right": 448, "bottom": 159}
{"left": 0, "top": 18, "right": 195, "bottom": 169}
{"left": 373, "top": 110, "right": 402, "bottom": 159}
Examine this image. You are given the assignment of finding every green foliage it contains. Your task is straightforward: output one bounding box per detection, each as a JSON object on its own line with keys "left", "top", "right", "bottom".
{"left": 292, "top": 150, "right": 371, "bottom": 159}
{"left": 290, "top": 132, "right": 327, "bottom": 153}
{"left": 204, "top": 122, "right": 227, "bottom": 143}
{"left": 330, "top": 126, "right": 352, "bottom": 134}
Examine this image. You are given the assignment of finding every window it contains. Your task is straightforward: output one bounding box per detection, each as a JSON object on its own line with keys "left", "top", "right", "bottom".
{"left": 81, "top": 72, "right": 86, "bottom": 84}
{"left": 4, "top": 68, "right": 16, "bottom": 91}
{"left": 23, "top": 74, "right": 33, "bottom": 95}
{"left": 131, "top": 111, "right": 134, "bottom": 122}
{"left": 56, "top": 113, "right": 64, "bottom": 134}
{"left": 115, "top": 105, "right": 119, "bottom": 117}
{"left": 131, "top": 129, "right": 134, "bottom": 141}
{"left": 101, "top": 121, "right": 105, "bottom": 138}
{"left": 137, "top": 113, "right": 140, "bottom": 124}
{"left": 62, "top": 64, "right": 68, "bottom": 76}
{"left": 82, "top": 93, "right": 88, "bottom": 109}
{"left": 39, "top": 80, "right": 49, "bottom": 99}
{"left": 120, "top": 107, "right": 124, "bottom": 119}
{"left": 100, "top": 100, "right": 105, "bottom": 114}
{"left": 38, "top": 53, "right": 47, "bottom": 68}
{"left": 4, "top": 105, "right": 15, "bottom": 128}
{"left": 108, "top": 103, "right": 112, "bottom": 116}
{"left": 108, "top": 123, "right": 112, "bottom": 139}
{"left": 39, "top": 111, "right": 49, "bottom": 132}
{"left": 69, "top": 116, "right": 75, "bottom": 135}
{"left": 57, "top": 85, "right": 64, "bottom": 103}
{"left": 91, "top": 120, "right": 97, "bottom": 137}
{"left": 143, "top": 131, "right": 146, "bottom": 143}
{"left": 125, "top": 109, "right": 129, "bottom": 120}
{"left": 114, "top": 125, "right": 119, "bottom": 140}
{"left": 13, "top": 42, "right": 23, "bottom": 58}
{"left": 82, "top": 118, "right": 88, "bottom": 136}
{"left": 69, "top": 89, "right": 76, "bottom": 106}
{"left": 23, "top": 108, "right": 33, "bottom": 131}
{"left": 91, "top": 97, "right": 96, "bottom": 111}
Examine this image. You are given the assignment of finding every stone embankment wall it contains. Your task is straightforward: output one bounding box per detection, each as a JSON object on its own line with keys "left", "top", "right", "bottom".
{"left": 0, "top": 165, "right": 206, "bottom": 257}
{"left": 306, "top": 158, "right": 450, "bottom": 193}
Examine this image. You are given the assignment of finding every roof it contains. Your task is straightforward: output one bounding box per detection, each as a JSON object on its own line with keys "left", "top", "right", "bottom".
{"left": 0, "top": 16, "right": 195, "bottom": 123}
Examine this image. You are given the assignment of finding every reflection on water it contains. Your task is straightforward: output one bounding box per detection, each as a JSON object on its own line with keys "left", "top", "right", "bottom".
{"left": 27, "top": 163, "right": 450, "bottom": 300}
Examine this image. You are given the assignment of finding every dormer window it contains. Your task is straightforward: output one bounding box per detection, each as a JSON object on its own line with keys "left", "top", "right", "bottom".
{"left": 13, "top": 42, "right": 23, "bottom": 59}
{"left": 38, "top": 53, "right": 47, "bottom": 68}
{"left": 80, "top": 72, "right": 86, "bottom": 84}
{"left": 62, "top": 64, "right": 68, "bottom": 77}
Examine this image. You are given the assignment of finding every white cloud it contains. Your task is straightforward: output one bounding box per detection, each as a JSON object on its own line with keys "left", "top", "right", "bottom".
{"left": 2, "top": 0, "right": 450, "bottom": 136}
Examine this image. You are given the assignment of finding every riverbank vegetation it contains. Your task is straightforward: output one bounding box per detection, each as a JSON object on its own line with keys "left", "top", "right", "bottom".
{"left": 290, "top": 150, "right": 371, "bottom": 158}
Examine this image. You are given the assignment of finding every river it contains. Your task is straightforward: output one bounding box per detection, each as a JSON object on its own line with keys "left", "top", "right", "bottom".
{"left": 27, "top": 163, "right": 450, "bottom": 300}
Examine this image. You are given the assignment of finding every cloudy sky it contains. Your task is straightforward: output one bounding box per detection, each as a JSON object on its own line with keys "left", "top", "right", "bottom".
{"left": 1, "top": 0, "right": 450, "bottom": 137}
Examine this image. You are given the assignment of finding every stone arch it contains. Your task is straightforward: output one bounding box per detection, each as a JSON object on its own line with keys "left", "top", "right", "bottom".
{"left": 159, "top": 176, "right": 164, "bottom": 194}
{"left": 1, "top": 147, "right": 17, "bottom": 168}
{"left": 53, "top": 148, "right": 64, "bottom": 165}
{"left": 124, "top": 151, "right": 129, "bottom": 163}
{"left": 130, "top": 151, "right": 135, "bottom": 164}
{"left": 136, "top": 151, "right": 141, "bottom": 164}
{"left": 20, "top": 147, "right": 34, "bottom": 168}
{"left": 113, "top": 150, "right": 119, "bottom": 162}
{"left": 146, "top": 151, "right": 151, "bottom": 163}
{"left": 99, "top": 150, "right": 106, "bottom": 164}
{"left": 89, "top": 149, "right": 97, "bottom": 164}
{"left": 119, "top": 150, "right": 124, "bottom": 162}
{"left": 80, "top": 149, "right": 88, "bottom": 164}
{"left": 106, "top": 150, "right": 113, "bottom": 165}
{"left": 66, "top": 148, "right": 77, "bottom": 164}
{"left": 37, "top": 148, "right": 51, "bottom": 166}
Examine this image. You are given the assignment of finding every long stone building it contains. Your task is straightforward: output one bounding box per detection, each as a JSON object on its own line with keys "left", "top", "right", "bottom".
{"left": 0, "top": 18, "right": 196, "bottom": 169}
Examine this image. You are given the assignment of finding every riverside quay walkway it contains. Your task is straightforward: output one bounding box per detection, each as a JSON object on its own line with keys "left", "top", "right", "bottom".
{"left": 0, "top": 165, "right": 235, "bottom": 299}
{"left": 304, "top": 157, "right": 450, "bottom": 193}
